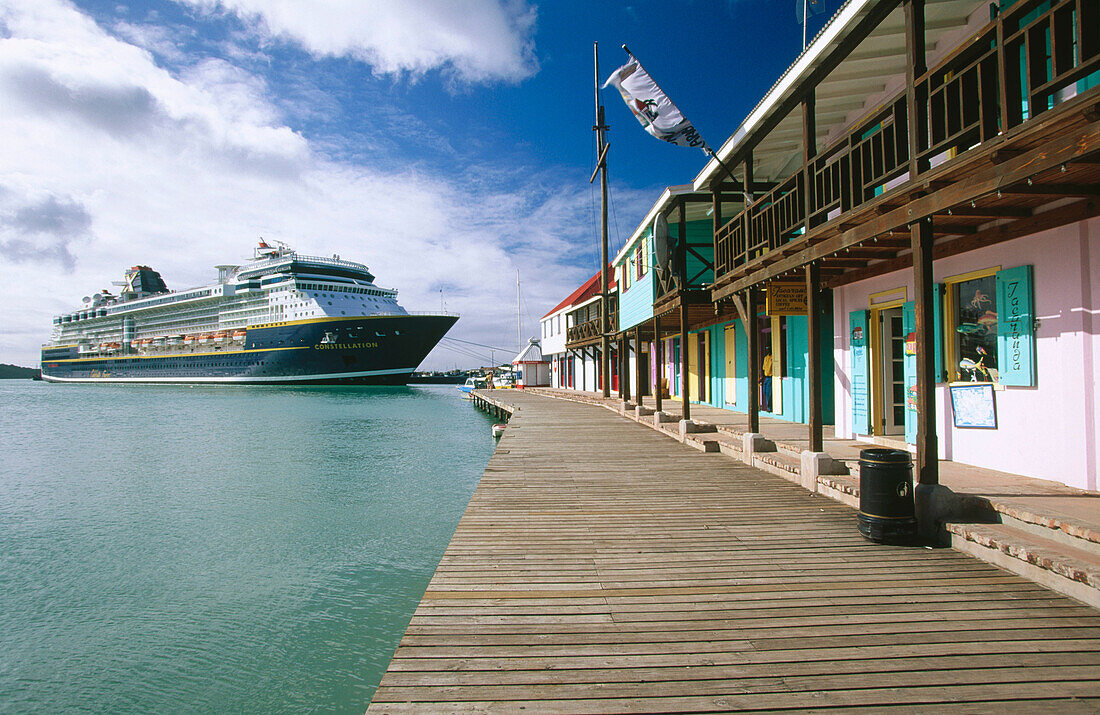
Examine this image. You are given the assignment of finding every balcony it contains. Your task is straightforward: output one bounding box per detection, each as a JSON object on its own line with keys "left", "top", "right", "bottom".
{"left": 710, "top": 0, "right": 1100, "bottom": 297}
{"left": 566, "top": 295, "right": 618, "bottom": 349}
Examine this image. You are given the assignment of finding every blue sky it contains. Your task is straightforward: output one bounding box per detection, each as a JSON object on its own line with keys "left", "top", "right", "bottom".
{"left": 0, "top": 0, "right": 834, "bottom": 369}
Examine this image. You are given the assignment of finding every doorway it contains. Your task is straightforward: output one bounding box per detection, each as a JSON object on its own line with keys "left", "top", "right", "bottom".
{"left": 876, "top": 306, "right": 906, "bottom": 435}
{"left": 724, "top": 324, "right": 737, "bottom": 407}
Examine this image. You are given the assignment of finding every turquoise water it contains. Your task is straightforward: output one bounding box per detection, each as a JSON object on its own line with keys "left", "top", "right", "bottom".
{"left": 0, "top": 381, "right": 495, "bottom": 713}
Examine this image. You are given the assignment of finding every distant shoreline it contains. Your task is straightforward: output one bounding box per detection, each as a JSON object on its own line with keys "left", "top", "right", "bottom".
{"left": 0, "top": 364, "right": 40, "bottom": 379}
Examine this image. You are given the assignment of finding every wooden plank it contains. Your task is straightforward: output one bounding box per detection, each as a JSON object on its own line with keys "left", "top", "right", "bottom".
{"left": 367, "top": 392, "right": 1100, "bottom": 711}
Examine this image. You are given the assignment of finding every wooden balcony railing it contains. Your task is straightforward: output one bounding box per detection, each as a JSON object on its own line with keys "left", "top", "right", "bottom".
{"left": 566, "top": 295, "right": 618, "bottom": 344}
{"left": 713, "top": 0, "right": 1098, "bottom": 280}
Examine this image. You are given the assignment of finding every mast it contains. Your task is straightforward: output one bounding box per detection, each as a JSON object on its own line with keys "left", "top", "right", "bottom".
{"left": 517, "top": 269, "right": 522, "bottom": 351}
{"left": 594, "top": 41, "right": 611, "bottom": 398}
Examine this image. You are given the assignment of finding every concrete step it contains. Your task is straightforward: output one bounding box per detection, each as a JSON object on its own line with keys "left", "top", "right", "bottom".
{"left": 753, "top": 450, "right": 802, "bottom": 484}
{"left": 946, "top": 522, "right": 1100, "bottom": 609}
{"left": 817, "top": 473, "right": 859, "bottom": 508}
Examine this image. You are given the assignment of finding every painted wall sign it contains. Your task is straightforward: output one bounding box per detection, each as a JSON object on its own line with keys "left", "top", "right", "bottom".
{"left": 766, "top": 282, "right": 808, "bottom": 316}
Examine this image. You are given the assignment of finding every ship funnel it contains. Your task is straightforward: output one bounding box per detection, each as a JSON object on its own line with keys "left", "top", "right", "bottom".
{"left": 216, "top": 265, "right": 239, "bottom": 283}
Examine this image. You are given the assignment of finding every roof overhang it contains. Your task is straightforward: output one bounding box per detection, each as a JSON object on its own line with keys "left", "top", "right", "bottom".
{"left": 692, "top": 0, "right": 987, "bottom": 191}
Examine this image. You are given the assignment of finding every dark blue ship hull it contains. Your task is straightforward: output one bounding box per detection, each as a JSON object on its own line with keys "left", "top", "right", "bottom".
{"left": 40, "top": 315, "right": 457, "bottom": 384}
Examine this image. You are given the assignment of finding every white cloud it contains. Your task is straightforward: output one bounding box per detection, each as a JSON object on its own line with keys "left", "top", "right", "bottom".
{"left": 0, "top": 0, "right": 594, "bottom": 371}
{"left": 177, "top": 0, "right": 540, "bottom": 85}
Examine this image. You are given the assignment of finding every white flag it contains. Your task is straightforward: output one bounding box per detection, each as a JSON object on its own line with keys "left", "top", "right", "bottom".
{"left": 603, "top": 53, "right": 711, "bottom": 155}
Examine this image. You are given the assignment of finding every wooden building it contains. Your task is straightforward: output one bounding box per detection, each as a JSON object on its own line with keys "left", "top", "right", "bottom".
{"left": 688, "top": 0, "right": 1099, "bottom": 489}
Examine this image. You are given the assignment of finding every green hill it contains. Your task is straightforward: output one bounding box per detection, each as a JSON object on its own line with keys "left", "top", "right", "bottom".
{"left": 0, "top": 364, "right": 40, "bottom": 379}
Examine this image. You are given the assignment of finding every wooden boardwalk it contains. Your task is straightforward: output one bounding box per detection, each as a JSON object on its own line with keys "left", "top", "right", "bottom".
{"left": 367, "top": 391, "right": 1100, "bottom": 713}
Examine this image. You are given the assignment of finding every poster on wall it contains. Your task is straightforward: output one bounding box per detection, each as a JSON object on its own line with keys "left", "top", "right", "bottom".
{"left": 949, "top": 383, "right": 998, "bottom": 429}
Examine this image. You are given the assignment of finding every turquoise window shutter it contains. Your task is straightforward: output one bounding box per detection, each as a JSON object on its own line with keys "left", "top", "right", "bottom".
{"left": 996, "top": 265, "right": 1035, "bottom": 386}
{"left": 933, "top": 283, "right": 945, "bottom": 382}
{"left": 902, "top": 301, "right": 917, "bottom": 445}
{"left": 849, "top": 310, "right": 871, "bottom": 436}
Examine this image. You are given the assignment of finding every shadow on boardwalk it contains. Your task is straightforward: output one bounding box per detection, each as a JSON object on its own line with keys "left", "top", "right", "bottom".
{"left": 368, "top": 391, "right": 1100, "bottom": 713}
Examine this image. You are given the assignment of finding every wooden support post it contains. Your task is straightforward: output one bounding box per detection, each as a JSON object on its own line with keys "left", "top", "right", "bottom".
{"left": 806, "top": 262, "right": 823, "bottom": 452}
{"left": 616, "top": 338, "right": 624, "bottom": 399}
{"left": 803, "top": 89, "right": 817, "bottom": 233}
{"left": 743, "top": 151, "right": 755, "bottom": 261}
{"left": 622, "top": 333, "right": 631, "bottom": 402}
{"left": 680, "top": 300, "right": 691, "bottom": 421}
{"left": 654, "top": 314, "right": 663, "bottom": 412}
{"left": 747, "top": 288, "right": 760, "bottom": 432}
{"left": 911, "top": 217, "right": 938, "bottom": 486}
{"left": 904, "top": 0, "right": 928, "bottom": 176}
{"left": 635, "top": 325, "right": 644, "bottom": 402}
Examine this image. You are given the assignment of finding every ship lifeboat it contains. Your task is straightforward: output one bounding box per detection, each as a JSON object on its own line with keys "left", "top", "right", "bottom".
{"left": 183, "top": 335, "right": 196, "bottom": 345}
{"left": 106, "top": 342, "right": 121, "bottom": 351}
{"left": 130, "top": 339, "right": 141, "bottom": 349}
{"left": 198, "top": 333, "right": 212, "bottom": 344}
{"left": 231, "top": 329, "right": 247, "bottom": 341}
{"left": 140, "top": 338, "right": 153, "bottom": 347}
{"left": 213, "top": 330, "right": 228, "bottom": 342}
{"left": 153, "top": 336, "right": 166, "bottom": 345}
{"left": 167, "top": 335, "right": 182, "bottom": 345}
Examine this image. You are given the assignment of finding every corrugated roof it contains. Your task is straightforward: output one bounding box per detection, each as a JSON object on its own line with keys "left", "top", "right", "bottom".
{"left": 540, "top": 268, "right": 616, "bottom": 320}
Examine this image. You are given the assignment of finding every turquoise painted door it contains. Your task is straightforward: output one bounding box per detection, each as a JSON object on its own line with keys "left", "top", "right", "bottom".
{"left": 903, "top": 301, "right": 917, "bottom": 445}
{"left": 849, "top": 310, "right": 871, "bottom": 436}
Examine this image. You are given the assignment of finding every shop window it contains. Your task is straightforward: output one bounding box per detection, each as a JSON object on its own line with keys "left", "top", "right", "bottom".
{"left": 946, "top": 268, "right": 999, "bottom": 382}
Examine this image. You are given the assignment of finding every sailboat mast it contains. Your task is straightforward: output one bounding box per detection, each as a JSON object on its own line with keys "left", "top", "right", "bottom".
{"left": 594, "top": 41, "right": 611, "bottom": 398}
{"left": 516, "top": 269, "right": 521, "bottom": 351}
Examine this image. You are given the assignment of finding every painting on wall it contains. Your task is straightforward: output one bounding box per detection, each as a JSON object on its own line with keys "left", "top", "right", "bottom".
{"left": 949, "top": 383, "right": 998, "bottom": 429}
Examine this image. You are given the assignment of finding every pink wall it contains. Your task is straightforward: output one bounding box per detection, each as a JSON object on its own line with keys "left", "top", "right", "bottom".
{"left": 833, "top": 217, "right": 1099, "bottom": 491}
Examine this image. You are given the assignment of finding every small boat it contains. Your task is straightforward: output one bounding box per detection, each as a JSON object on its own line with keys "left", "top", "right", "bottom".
{"left": 458, "top": 376, "right": 488, "bottom": 394}
{"left": 231, "top": 329, "right": 247, "bottom": 341}
{"left": 167, "top": 335, "right": 182, "bottom": 345}
{"left": 492, "top": 424, "right": 506, "bottom": 439}
{"left": 183, "top": 335, "right": 196, "bottom": 345}
{"left": 198, "top": 333, "right": 212, "bottom": 344}
{"left": 130, "top": 339, "right": 141, "bottom": 349}
{"left": 213, "top": 330, "right": 228, "bottom": 341}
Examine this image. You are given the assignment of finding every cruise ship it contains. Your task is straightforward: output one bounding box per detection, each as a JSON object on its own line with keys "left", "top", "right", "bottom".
{"left": 40, "top": 241, "right": 458, "bottom": 384}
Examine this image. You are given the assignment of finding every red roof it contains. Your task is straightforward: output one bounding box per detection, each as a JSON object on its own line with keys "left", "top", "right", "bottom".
{"left": 541, "top": 268, "right": 615, "bottom": 320}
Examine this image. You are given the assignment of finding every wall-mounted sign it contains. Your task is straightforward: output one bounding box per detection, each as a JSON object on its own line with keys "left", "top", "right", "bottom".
{"left": 766, "top": 282, "right": 808, "bottom": 316}
{"left": 950, "top": 383, "right": 998, "bottom": 429}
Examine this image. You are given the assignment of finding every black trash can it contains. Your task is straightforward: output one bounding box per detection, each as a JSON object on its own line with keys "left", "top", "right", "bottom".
{"left": 857, "top": 448, "right": 917, "bottom": 544}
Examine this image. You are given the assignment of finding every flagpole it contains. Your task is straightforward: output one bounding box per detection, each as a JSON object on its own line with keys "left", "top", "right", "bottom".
{"left": 594, "top": 41, "right": 611, "bottom": 398}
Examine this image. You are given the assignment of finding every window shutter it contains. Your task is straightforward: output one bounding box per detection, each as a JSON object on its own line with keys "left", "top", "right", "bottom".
{"left": 849, "top": 310, "right": 871, "bottom": 436}
{"left": 933, "top": 283, "right": 945, "bottom": 382}
{"left": 903, "top": 301, "right": 917, "bottom": 445}
{"left": 996, "top": 265, "right": 1035, "bottom": 386}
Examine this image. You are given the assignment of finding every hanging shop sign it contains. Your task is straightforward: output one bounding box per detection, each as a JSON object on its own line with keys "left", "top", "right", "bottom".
{"left": 766, "top": 282, "right": 808, "bottom": 316}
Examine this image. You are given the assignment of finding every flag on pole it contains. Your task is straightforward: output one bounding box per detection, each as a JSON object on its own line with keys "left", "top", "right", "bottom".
{"left": 603, "top": 51, "right": 711, "bottom": 156}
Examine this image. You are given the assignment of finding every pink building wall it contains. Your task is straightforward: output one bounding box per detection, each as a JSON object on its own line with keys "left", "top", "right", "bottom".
{"left": 833, "top": 217, "right": 1099, "bottom": 491}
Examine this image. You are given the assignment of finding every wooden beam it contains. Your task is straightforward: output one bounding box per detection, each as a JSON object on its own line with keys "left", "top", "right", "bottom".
{"left": 911, "top": 217, "right": 938, "bottom": 487}
{"left": 905, "top": 0, "right": 928, "bottom": 178}
{"left": 654, "top": 314, "right": 663, "bottom": 412}
{"left": 680, "top": 300, "right": 691, "bottom": 421}
{"left": 1000, "top": 183, "right": 1100, "bottom": 196}
{"left": 635, "top": 325, "right": 644, "bottom": 401}
{"left": 806, "top": 262, "right": 823, "bottom": 453}
{"left": 746, "top": 287, "right": 760, "bottom": 433}
{"left": 828, "top": 197, "right": 1100, "bottom": 287}
{"left": 943, "top": 206, "right": 1033, "bottom": 218}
